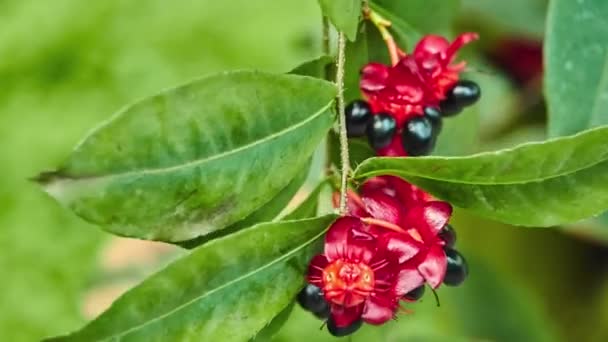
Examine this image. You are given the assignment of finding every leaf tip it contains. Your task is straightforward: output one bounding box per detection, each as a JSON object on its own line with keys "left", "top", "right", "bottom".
{"left": 30, "top": 170, "right": 62, "bottom": 185}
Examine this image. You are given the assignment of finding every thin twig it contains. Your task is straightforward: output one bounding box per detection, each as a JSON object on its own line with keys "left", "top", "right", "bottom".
{"left": 335, "top": 32, "right": 350, "bottom": 214}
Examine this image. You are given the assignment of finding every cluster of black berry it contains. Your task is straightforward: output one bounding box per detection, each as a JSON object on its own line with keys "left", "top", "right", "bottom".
{"left": 346, "top": 80, "right": 481, "bottom": 155}
{"left": 439, "top": 224, "right": 469, "bottom": 287}
{"left": 297, "top": 224, "right": 468, "bottom": 337}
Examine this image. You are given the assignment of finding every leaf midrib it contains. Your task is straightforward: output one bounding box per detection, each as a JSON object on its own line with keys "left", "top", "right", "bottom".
{"left": 96, "top": 220, "right": 330, "bottom": 340}
{"left": 50, "top": 100, "right": 333, "bottom": 183}
{"left": 355, "top": 127, "right": 608, "bottom": 185}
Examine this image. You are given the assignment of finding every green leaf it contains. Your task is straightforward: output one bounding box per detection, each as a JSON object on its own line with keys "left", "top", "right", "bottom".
{"left": 546, "top": 0, "right": 608, "bottom": 137}
{"left": 288, "top": 55, "right": 334, "bottom": 79}
{"left": 46, "top": 215, "right": 337, "bottom": 342}
{"left": 368, "top": 2, "right": 421, "bottom": 51}
{"left": 178, "top": 166, "right": 309, "bottom": 249}
{"left": 283, "top": 180, "right": 329, "bottom": 220}
{"left": 344, "top": 23, "right": 369, "bottom": 102}
{"left": 37, "top": 71, "right": 336, "bottom": 242}
{"left": 250, "top": 303, "right": 295, "bottom": 342}
{"left": 328, "top": 131, "right": 375, "bottom": 168}
{"left": 354, "top": 125, "right": 608, "bottom": 226}
{"left": 343, "top": 2, "right": 421, "bottom": 101}
{"left": 317, "top": 0, "right": 361, "bottom": 41}
{"left": 373, "top": 0, "right": 460, "bottom": 35}
{"left": 461, "top": 0, "right": 546, "bottom": 38}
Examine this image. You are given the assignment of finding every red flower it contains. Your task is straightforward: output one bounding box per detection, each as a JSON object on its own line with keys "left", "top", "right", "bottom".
{"left": 359, "top": 33, "right": 478, "bottom": 129}
{"left": 360, "top": 57, "right": 431, "bottom": 127}
{"left": 412, "top": 33, "right": 479, "bottom": 100}
{"left": 307, "top": 217, "right": 424, "bottom": 327}
{"left": 360, "top": 176, "right": 434, "bottom": 208}
{"left": 400, "top": 201, "right": 453, "bottom": 288}
{"left": 335, "top": 177, "right": 452, "bottom": 288}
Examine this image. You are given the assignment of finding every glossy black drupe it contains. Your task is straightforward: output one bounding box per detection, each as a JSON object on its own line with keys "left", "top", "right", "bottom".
{"left": 327, "top": 317, "right": 363, "bottom": 337}
{"left": 402, "top": 116, "right": 435, "bottom": 156}
{"left": 404, "top": 285, "right": 426, "bottom": 301}
{"left": 444, "top": 248, "right": 468, "bottom": 286}
{"left": 439, "top": 224, "right": 457, "bottom": 248}
{"left": 345, "top": 100, "right": 373, "bottom": 137}
{"left": 367, "top": 113, "right": 397, "bottom": 149}
{"left": 423, "top": 106, "right": 443, "bottom": 134}
{"left": 440, "top": 80, "right": 481, "bottom": 116}
{"left": 297, "top": 284, "right": 330, "bottom": 319}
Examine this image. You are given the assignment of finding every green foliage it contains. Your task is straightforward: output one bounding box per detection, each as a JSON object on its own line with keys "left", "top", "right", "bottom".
{"left": 369, "top": 2, "right": 421, "bottom": 50}
{"left": 355, "top": 125, "right": 608, "bottom": 226}
{"left": 179, "top": 167, "right": 309, "bottom": 249}
{"left": 288, "top": 55, "right": 334, "bottom": 78}
{"left": 6, "top": 0, "right": 608, "bottom": 341}
{"left": 374, "top": 0, "right": 460, "bottom": 35}
{"left": 546, "top": 0, "right": 608, "bottom": 137}
{"left": 250, "top": 303, "right": 295, "bottom": 342}
{"left": 47, "top": 216, "right": 337, "bottom": 341}
{"left": 461, "top": 0, "right": 547, "bottom": 38}
{"left": 38, "top": 72, "right": 336, "bottom": 242}
{"left": 317, "top": 0, "right": 361, "bottom": 40}
{"left": 1, "top": 1, "right": 323, "bottom": 340}
{"left": 283, "top": 180, "right": 328, "bottom": 220}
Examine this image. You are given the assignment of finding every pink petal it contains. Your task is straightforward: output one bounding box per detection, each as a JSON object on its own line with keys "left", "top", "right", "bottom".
{"left": 405, "top": 201, "right": 452, "bottom": 241}
{"left": 423, "top": 201, "right": 453, "bottom": 236}
{"left": 346, "top": 227, "right": 376, "bottom": 264}
{"left": 418, "top": 245, "right": 447, "bottom": 288}
{"left": 307, "top": 254, "right": 329, "bottom": 286}
{"left": 362, "top": 190, "right": 406, "bottom": 226}
{"left": 360, "top": 63, "right": 390, "bottom": 92}
{"left": 446, "top": 32, "right": 479, "bottom": 62}
{"left": 362, "top": 296, "right": 396, "bottom": 325}
{"left": 331, "top": 304, "right": 364, "bottom": 327}
{"left": 360, "top": 176, "right": 393, "bottom": 198}
{"left": 394, "top": 264, "right": 425, "bottom": 296}
{"left": 413, "top": 35, "right": 450, "bottom": 59}
{"left": 377, "top": 233, "right": 423, "bottom": 264}
{"left": 324, "top": 216, "right": 361, "bottom": 261}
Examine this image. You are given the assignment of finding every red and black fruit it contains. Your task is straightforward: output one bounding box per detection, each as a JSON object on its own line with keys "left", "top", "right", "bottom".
{"left": 440, "top": 80, "right": 481, "bottom": 116}
{"left": 366, "top": 113, "right": 397, "bottom": 149}
{"left": 345, "top": 100, "right": 373, "bottom": 138}
{"left": 404, "top": 284, "right": 426, "bottom": 301}
{"left": 327, "top": 317, "right": 363, "bottom": 337}
{"left": 443, "top": 247, "right": 469, "bottom": 287}
{"left": 297, "top": 284, "right": 330, "bottom": 319}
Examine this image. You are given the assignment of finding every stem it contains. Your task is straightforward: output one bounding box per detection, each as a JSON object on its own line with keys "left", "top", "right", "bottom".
{"left": 364, "top": 7, "right": 404, "bottom": 66}
{"left": 336, "top": 31, "right": 350, "bottom": 215}
{"left": 360, "top": 217, "right": 407, "bottom": 234}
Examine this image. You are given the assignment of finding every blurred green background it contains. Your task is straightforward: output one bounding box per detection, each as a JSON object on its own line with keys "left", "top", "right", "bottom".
{"left": 1, "top": 0, "right": 607, "bottom": 341}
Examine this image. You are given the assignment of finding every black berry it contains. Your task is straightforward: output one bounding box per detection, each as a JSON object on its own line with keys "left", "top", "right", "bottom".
{"left": 367, "top": 113, "right": 397, "bottom": 149}
{"left": 439, "top": 224, "right": 457, "bottom": 248}
{"left": 327, "top": 317, "right": 363, "bottom": 337}
{"left": 297, "top": 284, "right": 330, "bottom": 319}
{"left": 423, "top": 107, "right": 443, "bottom": 134}
{"left": 345, "top": 100, "right": 373, "bottom": 137}
{"left": 402, "top": 116, "right": 435, "bottom": 156}
{"left": 440, "top": 80, "right": 481, "bottom": 116}
{"left": 404, "top": 285, "right": 425, "bottom": 301}
{"left": 444, "top": 248, "right": 468, "bottom": 287}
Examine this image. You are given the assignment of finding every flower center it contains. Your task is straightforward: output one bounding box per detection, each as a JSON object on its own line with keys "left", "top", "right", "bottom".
{"left": 322, "top": 259, "right": 375, "bottom": 307}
